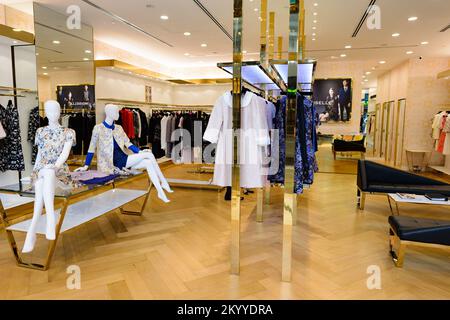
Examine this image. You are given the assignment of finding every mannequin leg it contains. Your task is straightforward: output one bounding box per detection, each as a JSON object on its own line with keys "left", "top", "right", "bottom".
{"left": 126, "top": 153, "right": 173, "bottom": 193}
{"left": 40, "top": 169, "right": 57, "bottom": 240}
{"left": 130, "top": 159, "right": 170, "bottom": 203}
{"left": 22, "top": 178, "right": 45, "bottom": 253}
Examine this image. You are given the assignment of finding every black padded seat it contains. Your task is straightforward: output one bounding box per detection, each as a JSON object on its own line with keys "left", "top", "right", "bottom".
{"left": 389, "top": 215, "right": 450, "bottom": 246}
{"left": 370, "top": 184, "right": 450, "bottom": 195}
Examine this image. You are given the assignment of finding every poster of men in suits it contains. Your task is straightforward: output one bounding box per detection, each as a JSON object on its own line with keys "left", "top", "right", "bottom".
{"left": 312, "top": 79, "right": 352, "bottom": 123}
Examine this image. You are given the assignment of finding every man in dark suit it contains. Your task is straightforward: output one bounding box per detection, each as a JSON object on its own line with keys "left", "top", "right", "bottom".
{"left": 338, "top": 80, "right": 352, "bottom": 121}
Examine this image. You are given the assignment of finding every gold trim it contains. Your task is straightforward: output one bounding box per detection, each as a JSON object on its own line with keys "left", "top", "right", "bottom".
{"left": 268, "top": 12, "right": 275, "bottom": 60}
{"left": 167, "top": 78, "right": 232, "bottom": 85}
{"left": 437, "top": 69, "right": 450, "bottom": 79}
{"left": 0, "top": 24, "right": 34, "bottom": 44}
{"left": 95, "top": 59, "right": 170, "bottom": 80}
{"left": 97, "top": 98, "right": 213, "bottom": 109}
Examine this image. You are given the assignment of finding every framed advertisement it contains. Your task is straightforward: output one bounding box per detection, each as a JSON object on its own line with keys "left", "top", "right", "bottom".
{"left": 56, "top": 84, "right": 95, "bottom": 111}
{"left": 312, "top": 78, "right": 352, "bottom": 123}
{"left": 145, "top": 85, "right": 152, "bottom": 103}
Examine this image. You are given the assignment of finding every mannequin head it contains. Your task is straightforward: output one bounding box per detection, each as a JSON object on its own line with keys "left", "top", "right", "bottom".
{"left": 105, "top": 104, "right": 120, "bottom": 122}
{"left": 44, "top": 100, "right": 61, "bottom": 124}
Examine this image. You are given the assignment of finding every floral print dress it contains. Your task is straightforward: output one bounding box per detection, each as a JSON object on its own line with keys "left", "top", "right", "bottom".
{"left": 32, "top": 125, "right": 76, "bottom": 186}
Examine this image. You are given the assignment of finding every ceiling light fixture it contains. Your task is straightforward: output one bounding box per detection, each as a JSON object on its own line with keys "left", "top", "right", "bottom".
{"left": 160, "top": 15, "right": 169, "bottom": 20}
{"left": 364, "top": 79, "right": 369, "bottom": 82}
{"left": 312, "top": 38, "right": 316, "bottom": 41}
{"left": 314, "top": 3, "right": 318, "bottom": 6}
{"left": 201, "top": 43, "right": 207, "bottom": 47}
{"left": 408, "top": 16, "right": 418, "bottom": 21}
{"left": 83, "top": 58, "right": 89, "bottom": 61}
{"left": 12, "top": 28, "right": 22, "bottom": 32}
{"left": 13, "top": 40, "right": 18, "bottom": 44}
{"left": 379, "top": 60, "right": 386, "bottom": 64}
{"left": 313, "top": 12, "right": 317, "bottom": 16}
{"left": 340, "top": 54, "right": 347, "bottom": 57}
{"left": 43, "top": 72, "right": 48, "bottom": 76}
{"left": 184, "top": 53, "right": 190, "bottom": 56}
{"left": 42, "top": 66, "right": 47, "bottom": 69}
{"left": 312, "top": 33, "right": 316, "bottom": 36}
{"left": 52, "top": 40, "right": 61, "bottom": 44}
{"left": 313, "top": 20, "right": 317, "bottom": 23}
{"left": 406, "top": 51, "right": 413, "bottom": 55}
{"left": 254, "top": 8, "right": 258, "bottom": 12}
{"left": 184, "top": 32, "right": 191, "bottom": 36}
{"left": 366, "top": 71, "right": 371, "bottom": 75}
{"left": 243, "top": 50, "right": 247, "bottom": 54}
{"left": 421, "top": 41, "right": 429, "bottom": 45}
{"left": 345, "top": 45, "right": 352, "bottom": 49}
{"left": 85, "top": 50, "right": 92, "bottom": 54}
{"left": 35, "top": 53, "right": 39, "bottom": 56}
{"left": 312, "top": 26, "right": 317, "bottom": 30}
{"left": 392, "top": 33, "right": 400, "bottom": 37}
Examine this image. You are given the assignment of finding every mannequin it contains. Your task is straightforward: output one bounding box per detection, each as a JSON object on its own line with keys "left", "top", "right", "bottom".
{"left": 23, "top": 100, "right": 75, "bottom": 253}
{"left": 76, "top": 104, "right": 173, "bottom": 202}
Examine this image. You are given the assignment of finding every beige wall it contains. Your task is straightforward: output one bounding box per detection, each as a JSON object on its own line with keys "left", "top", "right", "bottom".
{"left": 0, "top": 4, "right": 34, "bottom": 33}
{"left": 171, "top": 84, "right": 230, "bottom": 105}
{"left": 314, "top": 61, "right": 365, "bottom": 135}
{"left": 377, "top": 57, "right": 450, "bottom": 167}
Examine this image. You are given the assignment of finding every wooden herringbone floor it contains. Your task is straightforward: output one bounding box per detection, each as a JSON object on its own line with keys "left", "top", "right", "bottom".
{"left": 0, "top": 166, "right": 449, "bottom": 299}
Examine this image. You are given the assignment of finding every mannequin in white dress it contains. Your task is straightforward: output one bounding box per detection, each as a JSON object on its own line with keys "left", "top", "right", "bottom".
{"left": 76, "top": 104, "right": 173, "bottom": 202}
{"left": 23, "top": 100, "right": 75, "bottom": 253}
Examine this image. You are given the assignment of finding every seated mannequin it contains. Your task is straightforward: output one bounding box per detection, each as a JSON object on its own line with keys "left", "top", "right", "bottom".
{"left": 23, "top": 100, "right": 76, "bottom": 253}
{"left": 76, "top": 104, "right": 172, "bottom": 202}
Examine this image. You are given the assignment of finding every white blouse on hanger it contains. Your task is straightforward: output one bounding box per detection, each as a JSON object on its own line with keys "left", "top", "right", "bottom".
{"left": 203, "top": 91, "right": 270, "bottom": 188}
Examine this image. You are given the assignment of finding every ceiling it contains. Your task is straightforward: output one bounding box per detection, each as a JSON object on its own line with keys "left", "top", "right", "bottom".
{"left": 4, "top": 0, "right": 450, "bottom": 86}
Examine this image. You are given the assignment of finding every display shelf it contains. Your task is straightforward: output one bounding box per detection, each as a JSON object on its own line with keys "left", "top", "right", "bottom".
{"left": 166, "top": 178, "right": 221, "bottom": 190}
{"left": 429, "top": 165, "right": 450, "bottom": 176}
{"left": 0, "top": 193, "right": 34, "bottom": 210}
{"left": 7, "top": 189, "right": 147, "bottom": 235}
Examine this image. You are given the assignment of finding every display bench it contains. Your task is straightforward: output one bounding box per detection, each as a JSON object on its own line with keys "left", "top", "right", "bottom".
{"left": 0, "top": 172, "right": 151, "bottom": 271}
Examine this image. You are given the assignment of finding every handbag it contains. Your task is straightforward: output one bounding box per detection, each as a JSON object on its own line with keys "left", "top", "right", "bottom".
{"left": 0, "top": 121, "right": 6, "bottom": 140}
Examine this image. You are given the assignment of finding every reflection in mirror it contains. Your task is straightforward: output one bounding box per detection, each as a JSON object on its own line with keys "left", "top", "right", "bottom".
{"left": 0, "top": 3, "right": 38, "bottom": 185}
{"left": 34, "top": 3, "right": 96, "bottom": 160}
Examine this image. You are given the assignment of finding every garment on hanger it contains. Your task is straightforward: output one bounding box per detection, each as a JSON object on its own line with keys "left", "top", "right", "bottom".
{"left": 28, "top": 106, "right": 40, "bottom": 164}
{"left": 269, "top": 96, "right": 286, "bottom": 184}
{"left": 0, "top": 101, "right": 25, "bottom": 172}
{"left": 160, "top": 115, "right": 169, "bottom": 151}
{"left": 32, "top": 125, "right": 77, "bottom": 187}
{"left": 204, "top": 91, "right": 270, "bottom": 188}
{"left": 118, "top": 108, "right": 135, "bottom": 139}
{"left": 437, "top": 114, "right": 448, "bottom": 153}
{"left": 138, "top": 109, "right": 148, "bottom": 146}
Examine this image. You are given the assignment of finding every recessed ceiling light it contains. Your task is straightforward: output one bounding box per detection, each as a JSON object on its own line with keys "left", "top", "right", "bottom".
{"left": 201, "top": 43, "right": 207, "bottom": 47}
{"left": 331, "top": 56, "right": 337, "bottom": 59}
{"left": 379, "top": 60, "right": 386, "bottom": 64}
{"left": 85, "top": 50, "right": 91, "bottom": 54}
{"left": 364, "top": 79, "right": 369, "bottom": 82}
{"left": 345, "top": 45, "right": 352, "bottom": 49}
{"left": 363, "top": 75, "right": 366, "bottom": 78}
{"left": 35, "top": 53, "right": 39, "bottom": 56}
{"left": 52, "top": 40, "right": 60, "bottom": 44}
{"left": 313, "top": 20, "right": 317, "bottom": 23}
{"left": 312, "top": 33, "right": 316, "bottom": 36}
{"left": 243, "top": 50, "right": 247, "bottom": 54}
{"left": 366, "top": 71, "right": 371, "bottom": 75}
{"left": 314, "top": 3, "right": 318, "bottom": 6}
{"left": 184, "top": 32, "right": 191, "bottom": 36}
{"left": 13, "top": 40, "right": 18, "bottom": 44}
{"left": 184, "top": 53, "right": 190, "bottom": 56}
{"left": 406, "top": 51, "right": 413, "bottom": 55}
{"left": 43, "top": 73, "right": 48, "bottom": 75}
{"left": 312, "top": 38, "right": 316, "bottom": 41}
{"left": 254, "top": 8, "right": 258, "bottom": 12}
{"left": 313, "top": 12, "right": 317, "bottom": 16}
{"left": 42, "top": 66, "right": 47, "bottom": 69}
{"left": 392, "top": 33, "right": 400, "bottom": 37}
{"left": 312, "top": 26, "right": 317, "bottom": 30}
{"left": 160, "top": 15, "right": 169, "bottom": 20}
{"left": 421, "top": 41, "right": 429, "bottom": 45}
{"left": 340, "top": 54, "right": 347, "bottom": 57}
{"left": 83, "top": 58, "right": 89, "bottom": 61}
{"left": 12, "top": 28, "right": 22, "bottom": 32}
{"left": 408, "top": 16, "right": 418, "bottom": 21}
{"left": 372, "top": 66, "right": 376, "bottom": 70}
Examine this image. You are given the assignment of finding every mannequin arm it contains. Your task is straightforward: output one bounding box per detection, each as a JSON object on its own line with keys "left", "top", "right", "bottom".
{"left": 45, "top": 141, "right": 73, "bottom": 169}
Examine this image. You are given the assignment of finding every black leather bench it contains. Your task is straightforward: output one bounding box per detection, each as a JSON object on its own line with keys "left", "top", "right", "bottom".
{"left": 332, "top": 136, "right": 366, "bottom": 160}
{"left": 389, "top": 215, "right": 450, "bottom": 267}
{"left": 357, "top": 160, "right": 450, "bottom": 210}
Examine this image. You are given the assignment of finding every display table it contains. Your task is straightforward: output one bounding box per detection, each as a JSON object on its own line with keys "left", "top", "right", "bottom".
{"left": 405, "top": 149, "right": 431, "bottom": 172}
{"left": 387, "top": 193, "right": 450, "bottom": 215}
{"left": 0, "top": 172, "right": 151, "bottom": 271}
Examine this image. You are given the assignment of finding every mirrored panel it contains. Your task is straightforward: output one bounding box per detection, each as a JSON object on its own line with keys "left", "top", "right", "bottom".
{"left": 34, "top": 3, "right": 95, "bottom": 158}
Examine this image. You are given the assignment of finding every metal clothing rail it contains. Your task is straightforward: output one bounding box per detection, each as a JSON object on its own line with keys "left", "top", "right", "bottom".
{"left": 97, "top": 98, "right": 213, "bottom": 110}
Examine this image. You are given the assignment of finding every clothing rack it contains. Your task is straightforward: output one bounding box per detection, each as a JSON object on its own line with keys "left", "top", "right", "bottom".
{"left": 0, "top": 93, "right": 26, "bottom": 98}
{"left": 97, "top": 98, "right": 213, "bottom": 110}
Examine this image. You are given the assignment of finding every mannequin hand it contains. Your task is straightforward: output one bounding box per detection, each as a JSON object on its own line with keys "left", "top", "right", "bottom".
{"left": 74, "top": 165, "right": 89, "bottom": 172}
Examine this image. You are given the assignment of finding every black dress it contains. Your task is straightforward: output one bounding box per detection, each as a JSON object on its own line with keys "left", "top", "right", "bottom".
{"left": 28, "top": 106, "right": 40, "bottom": 164}
{"left": 0, "top": 101, "right": 25, "bottom": 171}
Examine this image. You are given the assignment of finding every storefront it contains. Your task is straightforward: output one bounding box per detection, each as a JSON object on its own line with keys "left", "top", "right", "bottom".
{"left": 0, "top": 0, "right": 449, "bottom": 302}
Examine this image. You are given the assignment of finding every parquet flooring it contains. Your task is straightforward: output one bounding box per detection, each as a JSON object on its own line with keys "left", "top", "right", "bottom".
{"left": 0, "top": 165, "right": 449, "bottom": 299}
